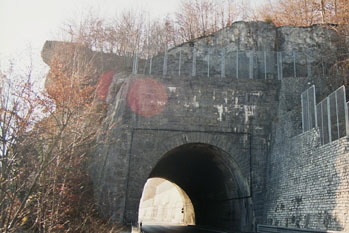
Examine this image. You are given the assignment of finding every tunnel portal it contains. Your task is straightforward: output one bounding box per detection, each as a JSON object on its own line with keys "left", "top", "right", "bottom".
{"left": 146, "top": 143, "right": 254, "bottom": 232}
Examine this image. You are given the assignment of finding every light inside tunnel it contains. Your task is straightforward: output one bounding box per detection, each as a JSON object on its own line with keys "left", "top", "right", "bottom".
{"left": 141, "top": 143, "right": 254, "bottom": 232}
{"left": 138, "top": 178, "right": 195, "bottom": 225}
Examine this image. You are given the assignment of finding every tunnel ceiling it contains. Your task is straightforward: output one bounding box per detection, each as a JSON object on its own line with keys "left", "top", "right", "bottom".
{"left": 150, "top": 143, "right": 232, "bottom": 200}
{"left": 148, "top": 143, "right": 249, "bottom": 230}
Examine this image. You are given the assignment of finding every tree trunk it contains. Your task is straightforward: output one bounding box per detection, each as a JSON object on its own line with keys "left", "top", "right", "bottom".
{"left": 321, "top": 0, "right": 325, "bottom": 23}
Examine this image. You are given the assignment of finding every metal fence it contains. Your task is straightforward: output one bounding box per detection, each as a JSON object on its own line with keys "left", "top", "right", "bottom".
{"left": 316, "top": 86, "right": 349, "bottom": 145}
{"left": 132, "top": 46, "right": 338, "bottom": 80}
{"left": 301, "top": 85, "right": 317, "bottom": 132}
{"left": 302, "top": 85, "right": 349, "bottom": 145}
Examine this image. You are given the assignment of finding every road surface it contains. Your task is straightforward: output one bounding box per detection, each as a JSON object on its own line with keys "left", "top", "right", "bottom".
{"left": 141, "top": 225, "right": 227, "bottom": 233}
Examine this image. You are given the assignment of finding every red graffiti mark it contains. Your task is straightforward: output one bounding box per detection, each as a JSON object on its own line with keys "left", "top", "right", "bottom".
{"left": 127, "top": 78, "right": 168, "bottom": 117}
{"left": 96, "top": 70, "right": 115, "bottom": 100}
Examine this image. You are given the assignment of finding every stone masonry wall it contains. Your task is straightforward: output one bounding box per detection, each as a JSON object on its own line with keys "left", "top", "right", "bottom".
{"left": 265, "top": 129, "right": 349, "bottom": 231}
{"left": 264, "top": 75, "right": 349, "bottom": 232}
{"left": 90, "top": 73, "right": 280, "bottom": 229}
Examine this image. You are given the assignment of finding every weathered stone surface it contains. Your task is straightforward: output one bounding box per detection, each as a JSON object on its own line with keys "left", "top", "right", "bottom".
{"left": 142, "top": 22, "right": 344, "bottom": 82}
{"left": 41, "top": 40, "right": 133, "bottom": 99}
{"left": 193, "top": 21, "right": 277, "bottom": 51}
{"left": 89, "top": 73, "right": 280, "bottom": 232}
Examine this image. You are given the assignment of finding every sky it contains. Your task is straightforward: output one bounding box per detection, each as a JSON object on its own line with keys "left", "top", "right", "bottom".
{"left": 0, "top": 0, "right": 266, "bottom": 75}
{"left": 0, "top": 0, "right": 178, "bottom": 61}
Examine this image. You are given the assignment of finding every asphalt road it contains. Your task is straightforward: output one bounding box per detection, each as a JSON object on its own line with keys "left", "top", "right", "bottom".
{"left": 141, "top": 225, "right": 227, "bottom": 233}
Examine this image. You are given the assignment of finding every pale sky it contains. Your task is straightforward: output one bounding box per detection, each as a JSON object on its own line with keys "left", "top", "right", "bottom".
{"left": 0, "top": 0, "right": 266, "bottom": 73}
{"left": 0, "top": 0, "right": 180, "bottom": 64}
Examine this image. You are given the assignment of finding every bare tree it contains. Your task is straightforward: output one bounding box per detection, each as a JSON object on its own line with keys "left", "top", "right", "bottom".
{"left": 59, "top": 1, "right": 239, "bottom": 59}
{"left": 175, "top": 0, "right": 236, "bottom": 41}
{"left": 333, "top": 0, "right": 349, "bottom": 24}
{"left": 0, "top": 43, "right": 123, "bottom": 232}
{"left": 257, "top": 0, "right": 349, "bottom": 26}
{"left": 0, "top": 60, "right": 52, "bottom": 232}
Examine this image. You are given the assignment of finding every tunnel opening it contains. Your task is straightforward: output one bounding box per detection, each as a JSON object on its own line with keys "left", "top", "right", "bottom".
{"left": 138, "top": 178, "right": 195, "bottom": 226}
{"left": 143, "top": 143, "right": 254, "bottom": 232}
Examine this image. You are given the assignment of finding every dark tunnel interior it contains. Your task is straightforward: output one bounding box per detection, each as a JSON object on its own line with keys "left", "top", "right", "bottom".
{"left": 148, "top": 143, "right": 253, "bottom": 232}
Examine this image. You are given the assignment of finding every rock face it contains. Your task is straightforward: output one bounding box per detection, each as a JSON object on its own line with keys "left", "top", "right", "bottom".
{"left": 41, "top": 40, "right": 132, "bottom": 101}
{"left": 141, "top": 22, "right": 346, "bottom": 82}
{"left": 42, "top": 21, "right": 349, "bottom": 232}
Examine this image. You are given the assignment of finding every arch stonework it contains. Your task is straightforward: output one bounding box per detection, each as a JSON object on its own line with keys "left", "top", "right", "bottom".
{"left": 124, "top": 130, "right": 254, "bottom": 232}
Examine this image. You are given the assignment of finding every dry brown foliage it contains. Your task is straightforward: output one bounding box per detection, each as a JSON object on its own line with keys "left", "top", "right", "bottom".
{"left": 258, "top": 0, "right": 349, "bottom": 26}
{"left": 0, "top": 47, "right": 123, "bottom": 232}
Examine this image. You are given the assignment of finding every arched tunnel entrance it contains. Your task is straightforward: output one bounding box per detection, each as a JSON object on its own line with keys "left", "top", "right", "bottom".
{"left": 139, "top": 143, "right": 254, "bottom": 232}
{"left": 138, "top": 178, "right": 195, "bottom": 225}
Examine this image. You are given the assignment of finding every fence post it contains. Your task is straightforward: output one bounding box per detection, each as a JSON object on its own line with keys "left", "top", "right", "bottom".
{"left": 236, "top": 51, "right": 239, "bottom": 79}
{"left": 221, "top": 48, "right": 226, "bottom": 78}
{"left": 149, "top": 57, "right": 152, "bottom": 75}
{"left": 301, "top": 85, "right": 317, "bottom": 132}
{"left": 346, "top": 100, "right": 349, "bottom": 136}
{"left": 327, "top": 97, "right": 332, "bottom": 142}
{"left": 320, "top": 103, "right": 324, "bottom": 145}
{"left": 312, "top": 86, "right": 318, "bottom": 129}
{"left": 163, "top": 49, "right": 168, "bottom": 76}
{"left": 341, "top": 86, "right": 349, "bottom": 137}
{"left": 192, "top": 47, "right": 196, "bottom": 77}
{"left": 277, "top": 51, "right": 283, "bottom": 80}
{"left": 249, "top": 50, "right": 254, "bottom": 80}
{"left": 132, "top": 52, "right": 138, "bottom": 75}
{"left": 307, "top": 89, "right": 311, "bottom": 130}
{"left": 301, "top": 91, "right": 305, "bottom": 132}
{"left": 178, "top": 48, "right": 182, "bottom": 76}
{"left": 264, "top": 51, "right": 267, "bottom": 80}
{"left": 207, "top": 47, "right": 211, "bottom": 78}
{"left": 293, "top": 50, "right": 297, "bottom": 78}
{"left": 335, "top": 91, "right": 340, "bottom": 139}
